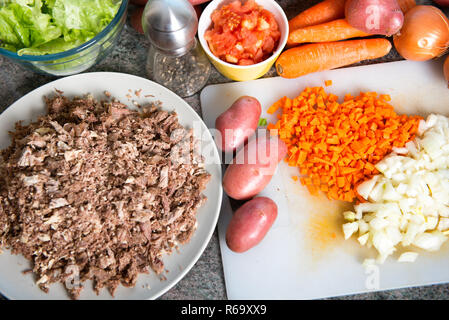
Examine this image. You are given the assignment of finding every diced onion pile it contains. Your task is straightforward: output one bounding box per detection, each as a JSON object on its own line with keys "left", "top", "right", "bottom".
{"left": 343, "top": 114, "right": 449, "bottom": 264}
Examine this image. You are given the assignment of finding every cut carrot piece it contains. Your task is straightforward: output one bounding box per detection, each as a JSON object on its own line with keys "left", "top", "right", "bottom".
{"left": 267, "top": 86, "right": 422, "bottom": 202}
{"left": 267, "top": 99, "right": 284, "bottom": 114}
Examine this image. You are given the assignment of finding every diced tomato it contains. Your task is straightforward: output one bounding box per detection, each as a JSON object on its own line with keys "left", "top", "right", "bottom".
{"left": 228, "top": 0, "right": 242, "bottom": 12}
{"left": 211, "top": 8, "right": 221, "bottom": 24}
{"left": 260, "top": 9, "right": 277, "bottom": 30}
{"left": 240, "top": 0, "right": 256, "bottom": 13}
{"left": 238, "top": 59, "right": 255, "bottom": 65}
{"left": 254, "top": 48, "right": 263, "bottom": 62}
{"left": 242, "top": 32, "right": 259, "bottom": 54}
{"left": 205, "top": 0, "right": 280, "bottom": 66}
{"left": 270, "top": 29, "right": 281, "bottom": 41}
{"left": 241, "top": 11, "right": 258, "bottom": 30}
{"left": 262, "top": 35, "right": 275, "bottom": 53}
{"left": 205, "top": 31, "right": 237, "bottom": 57}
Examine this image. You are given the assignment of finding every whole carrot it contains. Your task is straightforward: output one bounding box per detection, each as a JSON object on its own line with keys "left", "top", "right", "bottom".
{"left": 289, "top": 0, "right": 346, "bottom": 32}
{"left": 276, "top": 38, "right": 392, "bottom": 79}
{"left": 288, "top": 19, "right": 370, "bottom": 46}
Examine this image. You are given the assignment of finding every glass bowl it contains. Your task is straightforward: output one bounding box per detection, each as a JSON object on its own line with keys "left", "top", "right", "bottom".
{"left": 0, "top": 0, "right": 128, "bottom": 77}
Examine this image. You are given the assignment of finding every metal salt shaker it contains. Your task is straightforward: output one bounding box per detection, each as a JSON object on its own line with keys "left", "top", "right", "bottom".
{"left": 142, "top": 0, "right": 211, "bottom": 97}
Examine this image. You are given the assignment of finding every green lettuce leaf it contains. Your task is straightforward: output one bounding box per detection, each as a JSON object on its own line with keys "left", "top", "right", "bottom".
{"left": 0, "top": 0, "right": 120, "bottom": 55}
{"left": 0, "top": 4, "right": 32, "bottom": 48}
{"left": 0, "top": 11, "right": 20, "bottom": 48}
{"left": 50, "top": 0, "right": 119, "bottom": 32}
{"left": 17, "top": 37, "right": 84, "bottom": 55}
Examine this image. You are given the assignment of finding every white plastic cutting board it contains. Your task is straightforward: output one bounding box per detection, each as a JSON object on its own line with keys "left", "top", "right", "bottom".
{"left": 200, "top": 59, "right": 449, "bottom": 300}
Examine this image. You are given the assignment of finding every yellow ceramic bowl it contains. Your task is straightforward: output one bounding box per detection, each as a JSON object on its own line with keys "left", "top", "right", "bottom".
{"left": 198, "top": 0, "right": 289, "bottom": 82}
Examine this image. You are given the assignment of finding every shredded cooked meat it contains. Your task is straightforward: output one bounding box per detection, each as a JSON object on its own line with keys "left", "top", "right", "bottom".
{"left": 0, "top": 93, "right": 210, "bottom": 299}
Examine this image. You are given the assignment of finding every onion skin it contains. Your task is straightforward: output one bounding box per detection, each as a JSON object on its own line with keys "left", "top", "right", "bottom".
{"left": 398, "top": 0, "right": 417, "bottom": 13}
{"left": 393, "top": 5, "right": 449, "bottom": 61}
{"left": 345, "top": 0, "right": 404, "bottom": 36}
{"left": 444, "top": 55, "right": 449, "bottom": 88}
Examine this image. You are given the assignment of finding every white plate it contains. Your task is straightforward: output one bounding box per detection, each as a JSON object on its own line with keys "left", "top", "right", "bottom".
{"left": 0, "top": 72, "right": 223, "bottom": 300}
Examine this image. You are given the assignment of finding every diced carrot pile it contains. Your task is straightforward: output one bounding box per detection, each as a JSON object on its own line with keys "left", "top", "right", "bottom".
{"left": 267, "top": 87, "right": 422, "bottom": 202}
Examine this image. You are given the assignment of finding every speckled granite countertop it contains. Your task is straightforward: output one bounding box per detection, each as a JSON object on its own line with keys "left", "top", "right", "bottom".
{"left": 1, "top": 0, "right": 449, "bottom": 300}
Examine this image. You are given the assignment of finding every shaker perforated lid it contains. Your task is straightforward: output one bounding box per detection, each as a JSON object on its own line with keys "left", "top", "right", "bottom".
{"left": 142, "top": 0, "right": 198, "bottom": 56}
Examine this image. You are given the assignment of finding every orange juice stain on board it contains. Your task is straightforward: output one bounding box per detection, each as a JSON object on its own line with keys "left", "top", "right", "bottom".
{"left": 306, "top": 195, "right": 353, "bottom": 260}
{"left": 284, "top": 174, "right": 352, "bottom": 259}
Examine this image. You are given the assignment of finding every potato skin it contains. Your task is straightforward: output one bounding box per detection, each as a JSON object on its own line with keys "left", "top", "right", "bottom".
{"left": 131, "top": 0, "right": 209, "bottom": 6}
{"left": 130, "top": 7, "right": 144, "bottom": 34}
{"left": 130, "top": 1, "right": 209, "bottom": 7}
{"left": 130, "top": 0, "right": 148, "bottom": 5}
{"left": 223, "top": 135, "right": 287, "bottom": 200}
{"left": 226, "top": 197, "right": 278, "bottom": 253}
{"left": 188, "top": 0, "right": 211, "bottom": 4}
{"left": 215, "top": 96, "right": 262, "bottom": 153}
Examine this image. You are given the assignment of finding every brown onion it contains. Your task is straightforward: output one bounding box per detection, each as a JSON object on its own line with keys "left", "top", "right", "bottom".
{"left": 393, "top": 5, "right": 449, "bottom": 61}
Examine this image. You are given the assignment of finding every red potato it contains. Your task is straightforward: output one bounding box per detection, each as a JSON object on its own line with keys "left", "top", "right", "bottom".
{"left": 194, "top": 4, "right": 203, "bottom": 19}
{"left": 223, "top": 135, "right": 287, "bottom": 200}
{"left": 130, "top": 0, "right": 208, "bottom": 7}
{"left": 215, "top": 96, "right": 262, "bottom": 153}
{"left": 226, "top": 197, "right": 278, "bottom": 253}
{"left": 130, "top": 0, "right": 208, "bottom": 6}
{"left": 189, "top": 0, "right": 211, "bottom": 5}
{"left": 345, "top": 0, "right": 404, "bottom": 36}
{"left": 131, "top": 7, "right": 144, "bottom": 34}
{"left": 130, "top": 0, "right": 148, "bottom": 5}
